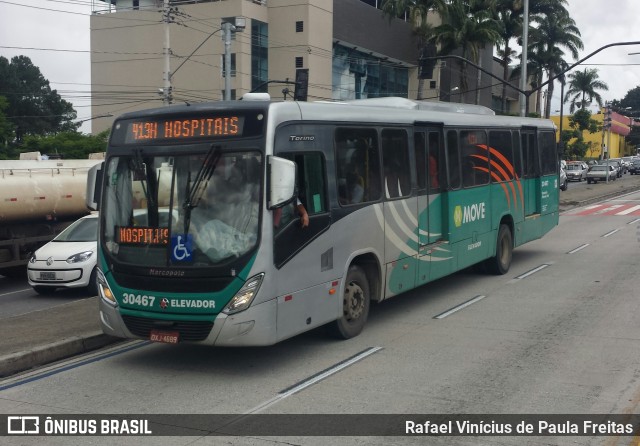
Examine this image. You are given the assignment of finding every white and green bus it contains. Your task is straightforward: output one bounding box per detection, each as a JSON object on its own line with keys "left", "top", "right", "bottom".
{"left": 88, "top": 96, "right": 559, "bottom": 346}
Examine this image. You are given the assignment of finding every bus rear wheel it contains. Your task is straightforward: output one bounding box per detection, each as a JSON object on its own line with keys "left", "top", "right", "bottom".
{"left": 328, "top": 265, "right": 370, "bottom": 339}
{"left": 485, "top": 224, "right": 513, "bottom": 275}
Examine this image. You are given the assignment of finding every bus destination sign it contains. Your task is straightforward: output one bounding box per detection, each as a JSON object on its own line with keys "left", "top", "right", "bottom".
{"left": 116, "top": 226, "right": 169, "bottom": 246}
{"left": 123, "top": 115, "right": 246, "bottom": 144}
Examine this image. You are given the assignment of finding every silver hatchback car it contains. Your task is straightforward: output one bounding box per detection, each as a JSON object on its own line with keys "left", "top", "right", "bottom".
{"left": 565, "top": 162, "right": 588, "bottom": 182}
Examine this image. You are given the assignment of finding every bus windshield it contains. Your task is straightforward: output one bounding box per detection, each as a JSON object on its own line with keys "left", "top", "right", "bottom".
{"left": 102, "top": 149, "right": 262, "bottom": 268}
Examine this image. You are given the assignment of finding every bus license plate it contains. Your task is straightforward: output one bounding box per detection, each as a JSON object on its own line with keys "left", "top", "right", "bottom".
{"left": 40, "top": 271, "right": 56, "bottom": 280}
{"left": 149, "top": 330, "right": 179, "bottom": 344}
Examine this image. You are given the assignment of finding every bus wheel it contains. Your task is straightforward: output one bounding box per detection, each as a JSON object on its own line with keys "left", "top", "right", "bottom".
{"left": 328, "top": 265, "right": 370, "bottom": 339}
{"left": 486, "top": 224, "right": 513, "bottom": 275}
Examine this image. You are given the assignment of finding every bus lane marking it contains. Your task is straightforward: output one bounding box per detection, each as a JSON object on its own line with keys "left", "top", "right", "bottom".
{"left": 567, "top": 244, "right": 590, "bottom": 254}
{"left": 433, "top": 295, "right": 486, "bottom": 319}
{"left": 242, "top": 346, "right": 383, "bottom": 415}
{"left": 511, "top": 264, "right": 550, "bottom": 281}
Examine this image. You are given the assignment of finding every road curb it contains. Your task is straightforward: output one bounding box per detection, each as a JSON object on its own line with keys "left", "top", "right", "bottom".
{"left": 0, "top": 332, "right": 120, "bottom": 378}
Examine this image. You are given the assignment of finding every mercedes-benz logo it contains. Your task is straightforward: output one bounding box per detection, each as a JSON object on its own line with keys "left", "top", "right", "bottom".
{"left": 46, "top": 257, "right": 54, "bottom": 266}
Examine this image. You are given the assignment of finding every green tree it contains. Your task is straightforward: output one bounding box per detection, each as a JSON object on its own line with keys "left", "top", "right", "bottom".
{"left": 433, "top": 0, "right": 501, "bottom": 103}
{"left": 0, "top": 55, "right": 77, "bottom": 142}
{"left": 0, "top": 96, "right": 15, "bottom": 147}
{"left": 19, "top": 130, "right": 109, "bottom": 160}
{"left": 527, "top": 6, "right": 583, "bottom": 118}
{"left": 566, "top": 108, "right": 599, "bottom": 159}
{"left": 564, "top": 68, "right": 608, "bottom": 113}
{"left": 381, "top": 0, "right": 446, "bottom": 99}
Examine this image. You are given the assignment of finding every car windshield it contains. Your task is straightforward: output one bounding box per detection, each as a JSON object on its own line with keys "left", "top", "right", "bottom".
{"left": 567, "top": 164, "right": 581, "bottom": 170}
{"left": 102, "top": 149, "right": 262, "bottom": 268}
{"left": 54, "top": 217, "right": 98, "bottom": 242}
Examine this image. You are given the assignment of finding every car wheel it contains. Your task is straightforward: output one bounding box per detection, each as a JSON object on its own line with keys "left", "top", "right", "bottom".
{"left": 33, "top": 286, "right": 56, "bottom": 295}
{"left": 328, "top": 265, "right": 370, "bottom": 339}
{"left": 560, "top": 180, "right": 568, "bottom": 191}
{"left": 484, "top": 224, "right": 513, "bottom": 275}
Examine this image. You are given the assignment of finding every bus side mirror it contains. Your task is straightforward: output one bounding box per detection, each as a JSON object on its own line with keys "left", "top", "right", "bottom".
{"left": 268, "top": 156, "right": 296, "bottom": 209}
{"left": 86, "top": 162, "right": 104, "bottom": 211}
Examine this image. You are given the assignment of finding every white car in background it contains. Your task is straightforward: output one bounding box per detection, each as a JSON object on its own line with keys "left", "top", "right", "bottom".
{"left": 27, "top": 213, "right": 98, "bottom": 295}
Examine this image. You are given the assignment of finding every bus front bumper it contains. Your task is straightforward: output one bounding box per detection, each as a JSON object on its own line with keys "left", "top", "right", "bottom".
{"left": 99, "top": 298, "right": 278, "bottom": 347}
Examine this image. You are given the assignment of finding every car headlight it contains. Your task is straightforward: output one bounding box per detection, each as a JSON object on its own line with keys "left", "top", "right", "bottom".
{"left": 66, "top": 251, "right": 94, "bottom": 264}
{"left": 222, "top": 273, "right": 264, "bottom": 315}
{"left": 29, "top": 254, "right": 37, "bottom": 264}
{"left": 96, "top": 268, "right": 117, "bottom": 307}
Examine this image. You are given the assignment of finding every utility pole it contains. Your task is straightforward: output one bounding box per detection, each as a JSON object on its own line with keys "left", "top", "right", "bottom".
{"left": 221, "top": 17, "right": 245, "bottom": 101}
{"left": 519, "top": 0, "right": 529, "bottom": 117}
{"left": 162, "top": 0, "right": 172, "bottom": 105}
{"left": 222, "top": 21, "right": 232, "bottom": 101}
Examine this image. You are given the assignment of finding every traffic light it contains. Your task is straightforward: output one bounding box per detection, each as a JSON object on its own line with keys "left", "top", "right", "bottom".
{"left": 294, "top": 68, "right": 309, "bottom": 101}
{"left": 603, "top": 105, "right": 612, "bottom": 130}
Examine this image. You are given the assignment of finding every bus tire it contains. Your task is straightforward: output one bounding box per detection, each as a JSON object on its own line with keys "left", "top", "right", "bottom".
{"left": 485, "top": 224, "right": 513, "bottom": 275}
{"left": 328, "top": 265, "right": 370, "bottom": 339}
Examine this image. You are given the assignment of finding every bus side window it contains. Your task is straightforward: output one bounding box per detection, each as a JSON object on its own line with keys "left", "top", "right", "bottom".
{"left": 490, "top": 130, "right": 515, "bottom": 182}
{"left": 446, "top": 130, "right": 461, "bottom": 189}
{"left": 274, "top": 152, "right": 327, "bottom": 231}
{"left": 335, "top": 128, "right": 381, "bottom": 205}
{"left": 428, "top": 131, "right": 443, "bottom": 192}
{"left": 382, "top": 128, "right": 410, "bottom": 199}
{"left": 461, "top": 130, "right": 489, "bottom": 188}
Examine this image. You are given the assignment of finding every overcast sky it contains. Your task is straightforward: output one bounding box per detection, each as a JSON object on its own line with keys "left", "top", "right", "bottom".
{"left": 1, "top": 0, "right": 639, "bottom": 133}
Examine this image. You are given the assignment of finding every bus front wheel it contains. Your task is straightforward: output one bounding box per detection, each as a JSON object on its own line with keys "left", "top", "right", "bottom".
{"left": 328, "top": 265, "right": 370, "bottom": 339}
{"left": 485, "top": 224, "right": 513, "bottom": 275}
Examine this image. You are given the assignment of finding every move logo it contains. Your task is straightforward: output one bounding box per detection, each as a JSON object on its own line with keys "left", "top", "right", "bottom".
{"left": 453, "top": 202, "right": 487, "bottom": 227}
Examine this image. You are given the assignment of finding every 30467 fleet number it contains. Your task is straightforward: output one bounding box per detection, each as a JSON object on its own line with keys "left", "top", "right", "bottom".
{"left": 122, "top": 293, "right": 156, "bottom": 307}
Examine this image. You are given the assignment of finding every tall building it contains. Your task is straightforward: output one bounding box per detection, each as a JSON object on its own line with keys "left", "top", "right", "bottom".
{"left": 89, "top": 0, "right": 503, "bottom": 133}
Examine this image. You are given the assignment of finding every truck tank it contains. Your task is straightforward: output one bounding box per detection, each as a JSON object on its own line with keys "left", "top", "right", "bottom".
{"left": 0, "top": 158, "right": 103, "bottom": 275}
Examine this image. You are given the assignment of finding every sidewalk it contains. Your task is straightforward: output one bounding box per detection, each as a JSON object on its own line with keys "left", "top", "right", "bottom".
{"left": 0, "top": 297, "right": 120, "bottom": 378}
{"left": 2, "top": 174, "right": 640, "bottom": 378}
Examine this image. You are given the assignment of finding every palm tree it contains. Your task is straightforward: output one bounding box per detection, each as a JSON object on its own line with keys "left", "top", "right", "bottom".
{"left": 433, "top": 0, "right": 501, "bottom": 103}
{"left": 565, "top": 68, "right": 608, "bottom": 113}
{"left": 494, "top": 0, "right": 522, "bottom": 113}
{"left": 527, "top": 7, "right": 583, "bottom": 118}
{"left": 381, "top": 0, "right": 446, "bottom": 99}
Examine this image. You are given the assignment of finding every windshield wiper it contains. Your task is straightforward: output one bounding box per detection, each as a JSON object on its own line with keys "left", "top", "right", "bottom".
{"left": 182, "top": 145, "right": 222, "bottom": 234}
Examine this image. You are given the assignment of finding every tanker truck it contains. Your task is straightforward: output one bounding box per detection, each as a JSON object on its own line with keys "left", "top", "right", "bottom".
{"left": 0, "top": 154, "right": 103, "bottom": 276}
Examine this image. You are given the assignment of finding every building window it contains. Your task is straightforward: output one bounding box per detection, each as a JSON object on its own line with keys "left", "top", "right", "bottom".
{"left": 296, "top": 21, "right": 304, "bottom": 32}
{"left": 295, "top": 57, "right": 304, "bottom": 68}
{"left": 251, "top": 20, "right": 268, "bottom": 93}
{"left": 430, "top": 81, "right": 437, "bottom": 89}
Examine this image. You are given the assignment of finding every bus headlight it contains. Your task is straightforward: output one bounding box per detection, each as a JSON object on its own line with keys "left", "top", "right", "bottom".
{"left": 222, "top": 273, "right": 264, "bottom": 315}
{"left": 96, "top": 269, "right": 117, "bottom": 307}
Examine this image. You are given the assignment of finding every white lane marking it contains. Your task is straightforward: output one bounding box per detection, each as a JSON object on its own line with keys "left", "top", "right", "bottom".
{"left": 602, "top": 229, "right": 620, "bottom": 238}
{"left": 0, "top": 288, "right": 31, "bottom": 298}
{"left": 616, "top": 204, "right": 640, "bottom": 215}
{"left": 514, "top": 264, "right": 550, "bottom": 280}
{"left": 243, "top": 347, "right": 383, "bottom": 415}
{"left": 434, "top": 295, "right": 486, "bottom": 319}
{"left": 567, "top": 244, "right": 590, "bottom": 254}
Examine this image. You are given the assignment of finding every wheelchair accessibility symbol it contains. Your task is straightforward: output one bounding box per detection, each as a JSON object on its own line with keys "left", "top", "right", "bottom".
{"left": 171, "top": 234, "right": 193, "bottom": 262}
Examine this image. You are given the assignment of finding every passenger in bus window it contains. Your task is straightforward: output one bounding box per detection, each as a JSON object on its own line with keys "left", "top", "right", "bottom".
{"left": 347, "top": 166, "right": 364, "bottom": 203}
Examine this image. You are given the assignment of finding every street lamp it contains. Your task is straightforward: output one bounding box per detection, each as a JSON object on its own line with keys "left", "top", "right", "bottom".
{"left": 221, "top": 17, "right": 246, "bottom": 101}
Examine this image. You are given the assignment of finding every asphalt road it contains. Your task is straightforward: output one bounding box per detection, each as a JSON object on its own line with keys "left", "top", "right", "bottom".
{"left": 1, "top": 181, "right": 640, "bottom": 445}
